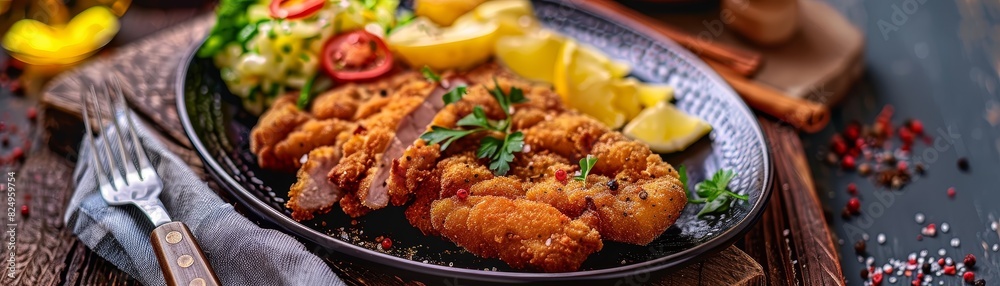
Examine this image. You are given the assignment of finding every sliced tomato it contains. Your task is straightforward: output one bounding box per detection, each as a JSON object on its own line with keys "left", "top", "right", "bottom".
{"left": 270, "top": 0, "right": 325, "bottom": 20}
{"left": 321, "top": 30, "right": 394, "bottom": 82}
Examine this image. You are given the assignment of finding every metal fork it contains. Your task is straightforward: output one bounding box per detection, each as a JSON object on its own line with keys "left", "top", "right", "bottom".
{"left": 82, "top": 77, "right": 220, "bottom": 286}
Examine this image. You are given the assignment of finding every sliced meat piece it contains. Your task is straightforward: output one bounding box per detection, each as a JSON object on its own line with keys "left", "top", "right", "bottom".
{"left": 287, "top": 147, "right": 344, "bottom": 221}
{"left": 332, "top": 80, "right": 459, "bottom": 209}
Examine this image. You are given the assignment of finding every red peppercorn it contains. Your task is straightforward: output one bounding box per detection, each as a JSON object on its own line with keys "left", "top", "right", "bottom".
{"left": 901, "top": 143, "right": 912, "bottom": 152}
{"left": 944, "top": 265, "right": 956, "bottom": 275}
{"left": 897, "top": 161, "right": 908, "bottom": 171}
{"left": 872, "top": 272, "right": 883, "bottom": 286}
{"left": 855, "top": 138, "right": 866, "bottom": 149}
{"left": 26, "top": 107, "right": 36, "bottom": 120}
{"left": 841, "top": 155, "right": 856, "bottom": 170}
{"left": 909, "top": 119, "right": 924, "bottom": 134}
{"left": 20, "top": 205, "right": 28, "bottom": 216}
{"left": 964, "top": 271, "right": 976, "bottom": 283}
{"left": 847, "top": 183, "right": 858, "bottom": 195}
{"left": 845, "top": 122, "right": 861, "bottom": 140}
{"left": 381, "top": 237, "right": 393, "bottom": 250}
{"left": 964, "top": 254, "right": 976, "bottom": 267}
{"left": 847, "top": 197, "right": 861, "bottom": 214}
{"left": 555, "top": 169, "right": 567, "bottom": 182}
{"left": 938, "top": 258, "right": 946, "bottom": 266}
{"left": 832, "top": 140, "right": 848, "bottom": 155}
{"left": 899, "top": 127, "right": 915, "bottom": 144}
{"left": 948, "top": 187, "right": 956, "bottom": 198}
{"left": 456, "top": 188, "right": 469, "bottom": 199}
{"left": 10, "top": 146, "right": 23, "bottom": 161}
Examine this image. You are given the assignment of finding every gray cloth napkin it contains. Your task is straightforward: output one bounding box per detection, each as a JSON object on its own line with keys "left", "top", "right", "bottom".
{"left": 64, "top": 112, "right": 345, "bottom": 286}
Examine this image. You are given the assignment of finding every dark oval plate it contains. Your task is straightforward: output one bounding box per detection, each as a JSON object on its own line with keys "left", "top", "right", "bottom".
{"left": 177, "top": 0, "right": 772, "bottom": 282}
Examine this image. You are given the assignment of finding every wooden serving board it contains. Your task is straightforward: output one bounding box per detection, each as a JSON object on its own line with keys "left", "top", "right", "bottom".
{"left": 643, "top": 0, "right": 865, "bottom": 105}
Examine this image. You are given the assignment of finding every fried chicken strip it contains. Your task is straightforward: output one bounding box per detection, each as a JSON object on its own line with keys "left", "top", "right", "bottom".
{"left": 430, "top": 196, "right": 603, "bottom": 272}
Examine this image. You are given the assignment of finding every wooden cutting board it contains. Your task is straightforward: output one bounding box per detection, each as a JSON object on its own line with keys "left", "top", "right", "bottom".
{"left": 643, "top": 0, "right": 865, "bottom": 106}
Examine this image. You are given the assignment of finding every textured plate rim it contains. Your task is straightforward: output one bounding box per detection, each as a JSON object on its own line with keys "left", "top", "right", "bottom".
{"left": 176, "top": 5, "right": 773, "bottom": 282}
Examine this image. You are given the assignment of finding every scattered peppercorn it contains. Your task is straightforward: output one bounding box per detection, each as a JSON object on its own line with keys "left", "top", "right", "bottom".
{"left": 896, "top": 161, "right": 907, "bottom": 171}
{"left": 456, "top": 188, "right": 469, "bottom": 199}
{"left": 841, "top": 207, "right": 852, "bottom": 219}
{"left": 847, "top": 197, "right": 861, "bottom": 214}
{"left": 921, "top": 262, "right": 931, "bottom": 273}
{"left": 841, "top": 155, "right": 856, "bottom": 170}
{"left": 944, "top": 265, "right": 956, "bottom": 275}
{"left": 958, "top": 157, "right": 970, "bottom": 171}
{"left": 555, "top": 169, "right": 567, "bottom": 182}
{"left": 975, "top": 279, "right": 986, "bottom": 286}
{"left": 964, "top": 271, "right": 976, "bottom": 283}
{"left": 20, "top": 205, "right": 28, "bottom": 216}
{"left": 948, "top": 187, "right": 956, "bottom": 198}
{"left": 26, "top": 107, "right": 36, "bottom": 120}
{"left": 915, "top": 163, "right": 925, "bottom": 175}
{"left": 908, "top": 119, "right": 924, "bottom": 134}
{"left": 871, "top": 272, "right": 883, "bottom": 286}
{"left": 606, "top": 179, "right": 619, "bottom": 191}
{"left": 847, "top": 183, "right": 858, "bottom": 195}
{"left": 964, "top": 254, "right": 976, "bottom": 268}
{"left": 381, "top": 237, "right": 393, "bottom": 250}
{"left": 854, "top": 239, "right": 866, "bottom": 254}
{"left": 860, "top": 268, "right": 869, "bottom": 280}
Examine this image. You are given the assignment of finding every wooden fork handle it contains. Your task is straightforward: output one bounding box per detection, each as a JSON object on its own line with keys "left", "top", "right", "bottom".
{"left": 150, "top": 222, "right": 221, "bottom": 286}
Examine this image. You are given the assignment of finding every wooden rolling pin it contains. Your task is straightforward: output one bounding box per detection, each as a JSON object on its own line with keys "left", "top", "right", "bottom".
{"left": 704, "top": 59, "right": 830, "bottom": 133}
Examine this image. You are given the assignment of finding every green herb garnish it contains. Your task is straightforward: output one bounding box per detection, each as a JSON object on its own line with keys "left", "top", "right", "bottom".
{"left": 686, "top": 169, "right": 749, "bottom": 218}
{"left": 363, "top": 0, "right": 378, "bottom": 10}
{"left": 420, "top": 78, "right": 528, "bottom": 175}
{"left": 422, "top": 66, "right": 441, "bottom": 83}
{"left": 442, "top": 85, "right": 468, "bottom": 105}
{"left": 574, "top": 155, "right": 598, "bottom": 186}
{"left": 297, "top": 76, "right": 317, "bottom": 110}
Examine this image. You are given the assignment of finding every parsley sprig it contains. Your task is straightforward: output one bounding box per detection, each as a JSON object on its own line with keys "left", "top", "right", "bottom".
{"left": 574, "top": 155, "right": 598, "bottom": 186}
{"left": 421, "top": 66, "right": 441, "bottom": 83}
{"left": 420, "top": 79, "right": 528, "bottom": 175}
{"left": 680, "top": 167, "right": 749, "bottom": 218}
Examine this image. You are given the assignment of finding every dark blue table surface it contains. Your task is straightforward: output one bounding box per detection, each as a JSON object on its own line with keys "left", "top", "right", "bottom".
{"left": 812, "top": 0, "right": 1000, "bottom": 285}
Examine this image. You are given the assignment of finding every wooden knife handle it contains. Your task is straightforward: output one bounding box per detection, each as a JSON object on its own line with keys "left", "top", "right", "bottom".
{"left": 150, "top": 222, "right": 221, "bottom": 286}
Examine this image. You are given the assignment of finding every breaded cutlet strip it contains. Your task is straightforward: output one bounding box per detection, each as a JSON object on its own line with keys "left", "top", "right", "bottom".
{"left": 250, "top": 95, "right": 311, "bottom": 171}
{"left": 328, "top": 79, "right": 438, "bottom": 209}
{"left": 392, "top": 111, "right": 687, "bottom": 245}
{"left": 430, "top": 196, "right": 603, "bottom": 272}
{"left": 287, "top": 146, "right": 343, "bottom": 221}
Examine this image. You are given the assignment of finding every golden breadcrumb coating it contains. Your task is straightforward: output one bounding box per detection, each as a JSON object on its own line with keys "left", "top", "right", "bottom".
{"left": 430, "top": 196, "right": 603, "bottom": 272}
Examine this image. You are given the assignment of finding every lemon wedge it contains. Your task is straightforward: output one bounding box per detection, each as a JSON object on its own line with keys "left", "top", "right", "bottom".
{"left": 636, "top": 82, "right": 674, "bottom": 107}
{"left": 554, "top": 41, "right": 627, "bottom": 128}
{"left": 415, "top": 0, "right": 487, "bottom": 26}
{"left": 388, "top": 17, "right": 498, "bottom": 70}
{"left": 2, "top": 6, "right": 119, "bottom": 65}
{"left": 624, "top": 102, "right": 712, "bottom": 153}
{"left": 611, "top": 78, "right": 643, "bottom": 120}
{"left": 495, "top": 31, "right": 565, "bottom": 83}
{"left": 473, "top": 0, "right": 537, "bottom": 36}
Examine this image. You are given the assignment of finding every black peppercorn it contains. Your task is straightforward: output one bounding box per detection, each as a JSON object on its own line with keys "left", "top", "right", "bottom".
{"left": 958, "top": 157, "right": 970, "bottom": 171}
{"left": 854, "top": 240, "right": 866, "bottom": 254}
{"left": 974, "top": 279, "right": 985, "bottom": 286}
{"left": 606, "top": 179, "right": 619, "bottom": 191}
{"left": 964, "top": 254, "right": 976, "bottom": 268}
{"left": 860, "top": 268, "right": 869, "bottom": 280}
{"left": 921, "top": 262, "right": 931, "bottom": 273}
